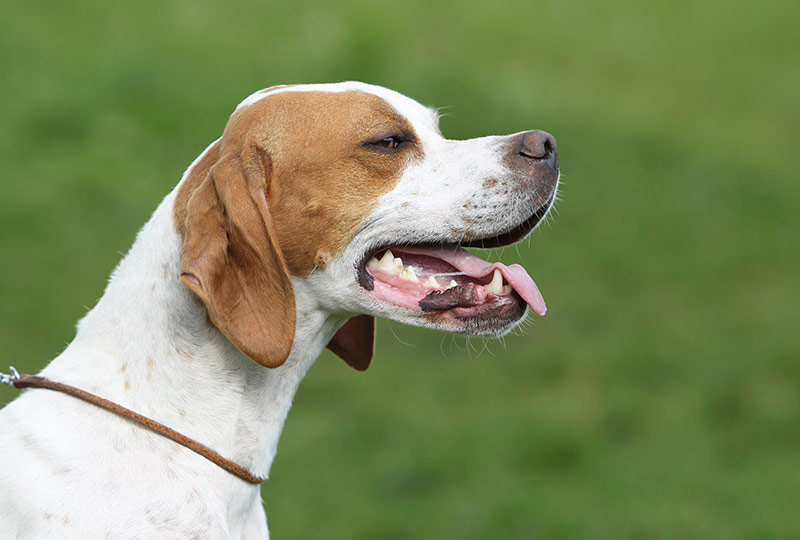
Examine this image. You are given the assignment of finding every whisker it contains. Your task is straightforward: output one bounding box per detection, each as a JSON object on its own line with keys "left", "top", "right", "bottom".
{"left": 388, "top": 325, "right": 416, "bottom": 347}
{"left": 439, "top": 334, "right": 449, "bottom": 358}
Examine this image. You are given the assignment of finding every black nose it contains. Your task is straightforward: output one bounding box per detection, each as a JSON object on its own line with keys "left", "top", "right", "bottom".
{"left": 506, "top": 129, "right": 559, "bottom": 189}
{"left": 503, "top": 130, "right": 559, "bottom": 207}
{"left": 518, "top": 130, "right": 558, "bottom": 167}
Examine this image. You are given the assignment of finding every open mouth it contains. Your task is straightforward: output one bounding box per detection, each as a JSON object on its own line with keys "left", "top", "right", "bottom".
{"left": 357, "top": 198, "right": 552, "bottom": 329}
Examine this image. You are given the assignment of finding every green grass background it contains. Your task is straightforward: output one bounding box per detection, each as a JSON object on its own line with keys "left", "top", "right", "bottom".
{"left": 1, "top": 0, "right": 798, "bottom": 537}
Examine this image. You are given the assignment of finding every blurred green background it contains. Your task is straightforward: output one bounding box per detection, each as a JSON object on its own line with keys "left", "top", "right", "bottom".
{"left": 1, "top": 0, "right": 798, "bottom": 537}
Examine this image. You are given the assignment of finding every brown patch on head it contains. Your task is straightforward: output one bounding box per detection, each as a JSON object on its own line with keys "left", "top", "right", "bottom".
{"left": 223, "top": 89, "right": 422, "bottom": 274}
{"left": 175, "top": 90, "right": 420, "bottom": 275}
{"left": 173, "top": 88, "right": 418, "bottom": 368}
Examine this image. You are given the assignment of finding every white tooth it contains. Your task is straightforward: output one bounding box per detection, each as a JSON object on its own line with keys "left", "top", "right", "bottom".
{"left": 503, "top": 284, "right": 513, "bottom": 294}
{"left": 447, "top": 280, "right": 457, "bottom": 289}
{"left": 379, "top": 250, "right": 399, "bottom": 273}
{"left": 424, "top": 276, "right": 439, "bottom": 289}
{"left": 485, "top": 269, "right": 504, "bottom": 294}
{"left": 379, "top": 250, "right": 394, "bottom": 265}
{"left": 393, "top": 257, "right": 403, "bottom": 271}
{"left": 400, "top": 265, "right": 419, "bottom": 282}
{"left": 367, "top": 256, "right": 380, "bottom": 269}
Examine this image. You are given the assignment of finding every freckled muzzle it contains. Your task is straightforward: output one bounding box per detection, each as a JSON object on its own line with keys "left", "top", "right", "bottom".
{"left": 457, "top": 130, "right": 559, "bottom": 249}
{"left": 355, "top": 129, "right": 559, "bottom": 334}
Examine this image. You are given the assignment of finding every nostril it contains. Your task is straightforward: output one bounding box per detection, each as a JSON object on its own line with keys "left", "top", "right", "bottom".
{"left": 519, "top": 130, "right": 557, "bottom": 161}
{"left": 543, "top": 137, "right": 554, "bottom": 157}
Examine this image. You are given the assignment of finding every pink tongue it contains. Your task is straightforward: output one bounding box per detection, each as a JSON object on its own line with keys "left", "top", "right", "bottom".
{"left": 399, "top": 245, "right": 547, "bottom": 316}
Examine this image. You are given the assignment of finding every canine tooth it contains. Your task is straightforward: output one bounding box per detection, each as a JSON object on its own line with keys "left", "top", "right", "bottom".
{"left": 379, "top": 250, "right": 394, "bottom": 264}
{"left": 485, "top": 269, "right": 504, "bottom": 294}
{"left": 424, "top": 276, "right": 439, "bottom": 288}
{"left": 400, "top": 265, "right": 419, "bottom": 282}
{"left": 378, "top": 250, "right": 399, "bottom": 272}
{"left": 447, "top": 280, "right": 457, "bottom": 289}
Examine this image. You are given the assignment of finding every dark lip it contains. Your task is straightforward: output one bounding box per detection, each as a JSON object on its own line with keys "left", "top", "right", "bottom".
{"left": 355, "top": 194, "right": 555, "bottom": 292}
{"left": 428, "top": 293, "right": 528, "bottom": 334}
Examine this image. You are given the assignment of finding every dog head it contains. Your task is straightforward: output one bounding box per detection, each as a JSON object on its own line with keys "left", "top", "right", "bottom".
{"left": 174, "top": 82, "right": 559, "bottom": 371}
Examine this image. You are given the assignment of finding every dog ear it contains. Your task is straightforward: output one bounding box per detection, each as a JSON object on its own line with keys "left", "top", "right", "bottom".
{"left": 326, "top": 315, "right": 375, "bottom": 371}
{"left": 179, "top": 145, "right": 296, "bottom": 368}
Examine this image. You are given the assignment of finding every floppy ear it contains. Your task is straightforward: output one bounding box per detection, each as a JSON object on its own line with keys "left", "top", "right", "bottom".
{"left": 179, "top": 146, "right": 296, "bottom": 368}
{"left": 326, "top": 315, "right": 375, "bottom": 371}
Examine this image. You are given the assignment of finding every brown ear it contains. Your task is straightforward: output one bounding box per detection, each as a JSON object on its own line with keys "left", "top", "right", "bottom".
{"left": 326, "top": 315, "right": 375, "bottom": 371}
{"left": 179, "top": 146, "right": 296, "bottom": 368}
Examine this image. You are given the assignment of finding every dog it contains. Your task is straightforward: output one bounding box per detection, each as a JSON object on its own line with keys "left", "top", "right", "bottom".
{"left": 0, "top": 82, "right": 559, "bottom": 538}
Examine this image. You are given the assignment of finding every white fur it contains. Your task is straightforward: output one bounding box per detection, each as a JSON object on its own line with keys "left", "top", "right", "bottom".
{"left": 0, "top": 82, "right": 552, "bottom": 538}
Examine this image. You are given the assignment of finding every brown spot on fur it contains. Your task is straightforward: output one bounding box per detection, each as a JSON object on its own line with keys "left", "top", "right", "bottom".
{"left": 401, "top": 201, "right": 410, "bottom": 208}
{"left": 124, "top": 380, "right": 131, "bottom": 391}
{"left": 314, "top": 252, "right": 331, "bottom": 269}
{"left": 43, "top": 512, "right": 52, "bottom": 520}
{"left": 482, "top": 178, "right": 498, "bottom": 189}
{"left": 461, "top": 215, "right": 478, "bottom": 226}
{"left": 119, "top": 363, "right": 127, "bottom": 373}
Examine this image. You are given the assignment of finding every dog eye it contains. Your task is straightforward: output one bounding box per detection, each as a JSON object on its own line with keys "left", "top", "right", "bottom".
{"left": 375, "top": 136, "right": 401, "bottom": 149}
{"left": 367, "top": 134, "right": 410, "bottom": 152}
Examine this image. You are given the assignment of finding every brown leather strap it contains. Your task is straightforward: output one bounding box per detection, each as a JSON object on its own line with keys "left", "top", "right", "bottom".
{"left": 12, "top": 374, "right": 264, "bottom": 485}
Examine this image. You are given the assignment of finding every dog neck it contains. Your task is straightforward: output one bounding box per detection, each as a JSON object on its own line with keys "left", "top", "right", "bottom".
{"left": 41, "top": 187, "right": 341, "bottom": 494}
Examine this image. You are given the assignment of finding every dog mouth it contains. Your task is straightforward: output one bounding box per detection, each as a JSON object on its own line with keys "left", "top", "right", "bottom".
{"left": 357, "top": 198, "right": 552, "bottom": 330}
